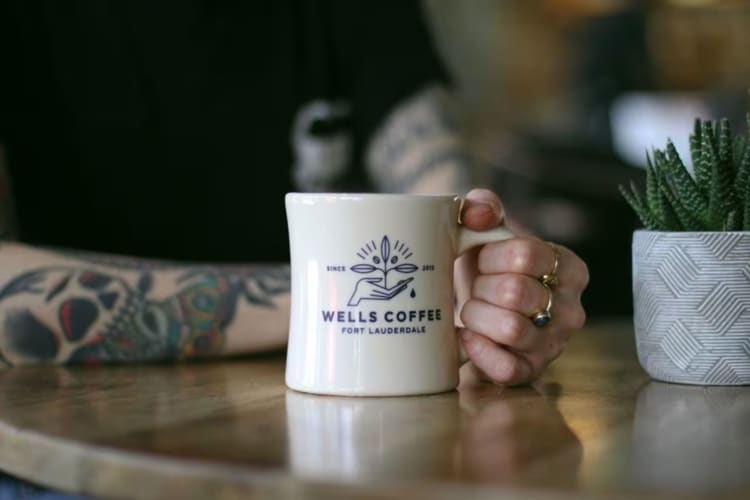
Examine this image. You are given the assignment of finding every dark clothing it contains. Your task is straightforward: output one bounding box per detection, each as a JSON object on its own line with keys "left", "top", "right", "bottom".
{"left": 0, "top": 1, "right": 447, "bottom": 262}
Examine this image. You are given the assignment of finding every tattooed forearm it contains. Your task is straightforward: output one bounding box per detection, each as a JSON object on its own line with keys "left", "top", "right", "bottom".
{"left": 50, "top": 246, "right": 289, "bottom": 277}
{"left": 46, "top": 247, "right": 194, "bottom": 270}
{"left": 0, "top": 264, "right": 290, "bottom": 366}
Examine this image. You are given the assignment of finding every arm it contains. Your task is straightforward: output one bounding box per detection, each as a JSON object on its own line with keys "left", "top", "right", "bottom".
{"left": 0, "top": 242, "right": 289, "bottom": 367}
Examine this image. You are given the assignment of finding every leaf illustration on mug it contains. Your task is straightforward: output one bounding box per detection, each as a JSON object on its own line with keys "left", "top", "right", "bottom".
{"left": 351, "top": 264, "right": 377, "bottom": 274}
{"left": 394, "top": 264, "right": 418, "bottom": 273}
{"left": 348, "top": 236, "right": 419, "bottom": 305}
{"left": 352, "top": 236, "right": 417, "bottom": 288}
{"left": 381, "top": 236, "right": 391, "bottom": 264}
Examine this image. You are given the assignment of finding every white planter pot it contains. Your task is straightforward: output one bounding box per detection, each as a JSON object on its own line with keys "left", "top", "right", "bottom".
{"left": 632, "top": 230, "right": 750, "bottom": 385}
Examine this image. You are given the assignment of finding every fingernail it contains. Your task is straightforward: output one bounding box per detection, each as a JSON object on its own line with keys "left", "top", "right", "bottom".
{"left": 461, "top": 330, "right": 473, "bottom": 341}
{"left": 478, "top": 201, "right": 503, "bottom": 220}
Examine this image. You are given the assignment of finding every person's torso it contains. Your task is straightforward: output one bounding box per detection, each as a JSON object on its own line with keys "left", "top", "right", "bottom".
{"left": 3, "top": 1, "right": 356, "bottom": 262}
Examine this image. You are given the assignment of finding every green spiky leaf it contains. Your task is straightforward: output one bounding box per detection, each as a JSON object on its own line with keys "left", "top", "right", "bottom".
{"left": 659, "top": 181, "right": 702, "bottom": 230}
{"left": 718, "top": 118, "right": 734, "bottom": 175}
{"left": 724, "top": 210, "right": 739, "bottom": 231}
{"left": 692, "top": 120, "right": 713, "bottom": 194}
{"left": 664, "top": 140, "right": 708, "bottom": 224}
{"left": 650, "top": 150, "right": 679, "bottom": 229}
{"left": 623, "top": 113, "right": 750, "bottom": 232}
{"left": 619, "top": 182, "right": 657, "bottom": 229}
{"left": 645, "top": 152, "right": 660, "bottom": 217}
{"left": 702, "top": 122, "right": 731, "bottom": 227}
{"left": 734, "top": 135, "right": 746, "bottom": 166}
{"left": 689, "top": 118, "right": 703, "bottom": 171}
{"left": 735, "top": 137, "right": 750, "bottom": 228}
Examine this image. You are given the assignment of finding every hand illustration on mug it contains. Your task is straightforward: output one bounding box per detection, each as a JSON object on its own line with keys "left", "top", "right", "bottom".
{"left": 348, "top": 276, "right": 414, "bottom": 306}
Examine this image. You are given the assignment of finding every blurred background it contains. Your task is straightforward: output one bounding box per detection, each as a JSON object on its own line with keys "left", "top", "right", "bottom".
{"left": 424, "top": 0, "right": 750, "bottom": 316}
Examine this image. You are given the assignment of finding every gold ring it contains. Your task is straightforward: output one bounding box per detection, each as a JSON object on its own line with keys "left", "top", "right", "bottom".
{"left": 541, "top": 243, "right": 560, "bottom": 288}
{"left": 531, "top": 283, "right": 553, "bottom": 328}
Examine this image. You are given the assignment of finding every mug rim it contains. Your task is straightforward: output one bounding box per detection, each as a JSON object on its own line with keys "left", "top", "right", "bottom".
{"left": 286, "top": 192, "right": 460, "bottom": 202}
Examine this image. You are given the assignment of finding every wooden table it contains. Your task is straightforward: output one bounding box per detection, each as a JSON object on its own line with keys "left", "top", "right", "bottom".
{"left": 0, "top": 320, "right": 749, "bottom": 499}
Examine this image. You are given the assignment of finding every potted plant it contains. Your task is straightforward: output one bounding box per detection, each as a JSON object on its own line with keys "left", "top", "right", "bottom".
{"left": 621, "top": 114, "right": 750, "bottom": 385}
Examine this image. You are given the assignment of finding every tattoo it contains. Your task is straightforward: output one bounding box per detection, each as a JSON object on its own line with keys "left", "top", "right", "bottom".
{"left": 0, "top": 264, "right": 290, "bottom": 366}
{"left": 5, "top": 310, "right": 60, "bottom": 360}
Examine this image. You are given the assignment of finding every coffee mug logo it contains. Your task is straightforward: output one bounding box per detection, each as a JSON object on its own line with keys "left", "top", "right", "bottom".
{"left": 320, "top": 234, "right": 441, "bottom": 335}
{"left": 348, "top": 236, "right": 417, "bottom": 306}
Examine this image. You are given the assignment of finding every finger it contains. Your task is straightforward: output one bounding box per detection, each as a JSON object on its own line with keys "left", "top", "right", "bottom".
{"left": 457, "top": 360, "right": 489, "bottom": 391}
{"left": 460, "top": 329, "right": 535, "bottom": 386}
{"left": 478, "top": 239, "right": 589, "bottom": 290}
{"left": 460, "top": 189, "right": 505, "bottom": 230}
{"left": 471, "top": 274, "right": 550, "bottom": 317}
{"left": 543, "top": 291, "right": 587, "bottom": 340}
{"left": 460, "top": 299, "right": 541, "bottom": 352}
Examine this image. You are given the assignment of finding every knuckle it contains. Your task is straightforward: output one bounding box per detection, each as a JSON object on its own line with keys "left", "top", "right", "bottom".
{"left": 469, "top": 336, "right": 489, "bottom": 361}
{"left": 502, "top": 313, "right": 527, "bottom": 345}
{"left": 562, "top": 249, "right": 589, "bottom": 290}
{"left": 471, "top": 275, "right": 492, "bottom": 299}
{"left": 499, "top": 275, "right": 528, "bottom": 310}
{"left": 571, "top": 307, "right": 587, "bottom": 331}
{"left": 525, "top": 351, "right": 546, "bottom": 372}
{"left": 489, "top": 355, "right": 520, "bottom": 383}
{"left": 459, "top": 299, "right": 480, "bottom": 327}
{"left": 508, "top": 240, "right": 537, "bottom": 271}
{"left": 477, "top": 244, "right": 501, "bottom": 273}
{"left": 548, "top": 340, "right": 567, "bottom": 362}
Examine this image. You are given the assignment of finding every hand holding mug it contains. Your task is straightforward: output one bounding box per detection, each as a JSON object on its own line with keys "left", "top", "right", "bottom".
{"left": 456, "top": 189, "right": 590, "bottom": 386}
{"left": 284, "top": 190, "right": 589, "bottom": 396}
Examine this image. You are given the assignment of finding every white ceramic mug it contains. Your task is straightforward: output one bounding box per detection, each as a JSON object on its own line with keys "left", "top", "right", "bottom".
{"left": 285, "top": 193, "right": 513, "bottom": 396}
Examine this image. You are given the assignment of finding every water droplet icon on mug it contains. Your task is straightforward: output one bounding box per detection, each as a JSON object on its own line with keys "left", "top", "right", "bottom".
{"left": 410, "top": 289, "right": 416, "bottom": 298}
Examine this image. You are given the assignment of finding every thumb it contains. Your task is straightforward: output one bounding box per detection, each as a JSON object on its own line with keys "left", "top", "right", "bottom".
{"left": 460, "top": 188, "right": 505, "bottom": 230}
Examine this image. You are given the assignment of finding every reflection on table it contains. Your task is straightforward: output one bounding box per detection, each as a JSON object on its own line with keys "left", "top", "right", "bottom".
{"left": 632, "top": 382, "right": 750, "bottom": 496}
{"left": 286, "top": 383, "right": 581, "bottom": 486}
{"left": 0, "top": 320, "right": 749, "bottom": 499}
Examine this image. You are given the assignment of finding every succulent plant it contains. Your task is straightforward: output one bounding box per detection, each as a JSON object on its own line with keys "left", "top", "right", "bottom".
{"left": 620, "top": 114, "right": 750, "bottom": 231}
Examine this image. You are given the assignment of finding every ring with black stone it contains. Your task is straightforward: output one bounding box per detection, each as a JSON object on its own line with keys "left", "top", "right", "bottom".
{"left": 531, "top": 283, "right": 553, "bottom": 328}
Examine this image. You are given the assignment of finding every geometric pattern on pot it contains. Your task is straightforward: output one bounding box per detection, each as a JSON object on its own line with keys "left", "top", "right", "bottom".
{"left": 632, "top": 230, "right": 750, "bottom": 385}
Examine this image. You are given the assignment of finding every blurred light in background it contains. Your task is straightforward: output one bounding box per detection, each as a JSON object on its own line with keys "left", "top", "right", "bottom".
{"left": 610, "top": 93, "right": 712, "bottom": 170}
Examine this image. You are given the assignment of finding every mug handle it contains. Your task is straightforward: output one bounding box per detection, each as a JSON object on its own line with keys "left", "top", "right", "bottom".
{"left": 456, "top": 225, "right": 515, "bottom": 255}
